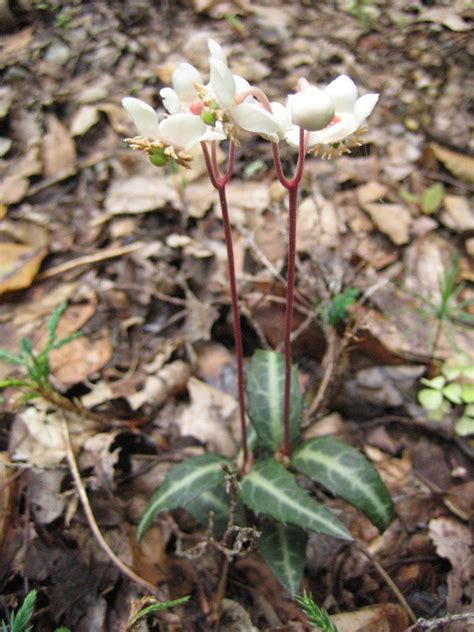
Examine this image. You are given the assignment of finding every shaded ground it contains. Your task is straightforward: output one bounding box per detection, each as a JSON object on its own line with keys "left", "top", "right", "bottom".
{"left": 0, "top": 1, "right": 473, "bottom": 630}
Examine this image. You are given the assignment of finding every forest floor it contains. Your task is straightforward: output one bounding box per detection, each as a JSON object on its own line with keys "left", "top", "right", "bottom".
{"left": 0, "top": 0, "right": 473, "bottom": 630}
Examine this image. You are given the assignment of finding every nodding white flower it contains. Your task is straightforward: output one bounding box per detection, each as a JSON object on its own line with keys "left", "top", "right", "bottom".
{"left": 122, "top": 96, "right": 211, "bottom": 167}
{"left": 207, "top": 39, "right": 279, "bottom": 143}
{"left": 287, "top": 81, "right": 335, "bottom": 132}
{"left": 286, "top": 75, "right": 379, "bottom": 154}
{"left": 270, "top": 101, "right": 293, "bottom": 141}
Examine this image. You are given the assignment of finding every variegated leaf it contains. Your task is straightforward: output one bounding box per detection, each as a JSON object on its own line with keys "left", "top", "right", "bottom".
{"left": 240, "top": 458, "right": 352, "bottom": 540}
{"left": 137, "top": 453, "right": 230, "bottom": 540}
{"left": 292, "top": 437, "right": 394, "bottom": 532}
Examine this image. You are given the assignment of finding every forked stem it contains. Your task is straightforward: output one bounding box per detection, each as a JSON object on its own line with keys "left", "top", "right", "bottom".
{"left": 201, "top": 141, "right": 249, "bottom": 471}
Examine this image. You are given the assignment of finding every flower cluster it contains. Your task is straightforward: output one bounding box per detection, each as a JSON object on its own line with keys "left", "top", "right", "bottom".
{"left": 122, "top": 39, "right": 378, "bottom": 167}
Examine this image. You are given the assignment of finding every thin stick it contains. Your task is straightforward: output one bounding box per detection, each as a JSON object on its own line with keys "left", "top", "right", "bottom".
{"left": 36, "top": 242, "right": 145, "bottom": 281}
{"left": 354, "top": 542, "right": 417, "bottom": 624}
{"left": 60, "top": 415, "right": 160, "bottom": 596}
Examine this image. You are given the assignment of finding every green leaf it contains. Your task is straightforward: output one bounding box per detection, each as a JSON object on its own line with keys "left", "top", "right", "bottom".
{"left": 420, "top": 376, "right": 445, "bottom": 390}
{"left": 418, "top": 388, "right": 444, "bottom": 410}
{"left": 186, "top": 484, "right": 245, "bottom": 536}
{"left": 295, "top": 591, "right": 338, "bottom": 632}
{"left": 246, "top": 350, "right": 304, "bottom": 452}
{"left": 258, "top": 520, "right": 308, "bottom": 595}
{"left": 46, "top": 303, "right": 67, "bottom": 348}
{"left": 462, "top": 384, "right": 474, "bottom": 404}
{"left": 0, "top": 350, "right": 26, "bottom": 366}
{"left": 240, "top": 458, "right": 352, "bottom": 540}
{"left": 454, "top": 414, "right": 474, "bottom": 437}
{"left": 322, "top": 287, "right": 360, "bottom": 326}
{"left": 137, "top": 454, "right": 230, "bottom": 541}
{"left": 128, "top": 596, "right": 190, "bottom": 626}
{"left": 292, "top": 437, "right": 394, "bottom": 532}
{"left": 442, "top": 382, "right": 463, "bottom": 405}
{"left": 421, "top": 183, "right": 444, "bottom": 214}
{"left": 52, "top": 331, "right": 82, "bottom": 350}
{"left": 8, "top": 589, "right": 37, "bottom": 632}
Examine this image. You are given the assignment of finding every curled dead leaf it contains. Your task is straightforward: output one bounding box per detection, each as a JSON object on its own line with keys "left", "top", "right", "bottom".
{"left": 0, "top": 243, "right": 47, "bottom": 293}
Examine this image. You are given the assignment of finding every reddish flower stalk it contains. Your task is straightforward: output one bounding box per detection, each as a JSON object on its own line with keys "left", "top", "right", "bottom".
{"left": 201, "top": 141, "right": 249, "bottom": 471}
{"left": 272, "top": 128, "right": 307, "bottom": 457}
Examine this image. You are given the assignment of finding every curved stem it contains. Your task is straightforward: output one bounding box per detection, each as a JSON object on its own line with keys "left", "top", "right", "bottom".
{"left": 217, "top": 185, "right": 249, "bottom": 470}
{"left": 201, "top": 141, "right": 249, "bottom": 470}
{"left": 234, "top": 87, "right": 272, "bottom": 112}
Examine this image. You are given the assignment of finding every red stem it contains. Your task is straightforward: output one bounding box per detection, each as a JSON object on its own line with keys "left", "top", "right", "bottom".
{"left": 201, "top": 141, "right": 249, "bottom": 470}
{"left": 273, "top": 128, "right": 307, "bottom": 457}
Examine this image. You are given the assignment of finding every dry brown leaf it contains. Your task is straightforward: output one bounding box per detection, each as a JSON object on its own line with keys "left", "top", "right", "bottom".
{"left": 363, "top": 203, "right": 411, "bottom": 245}
{"left": 441, "top": 195, "right": 474, "bottom": 232}
{"left": 9, "top": 406, "right": 67, "bottom": 466}
{"left": 131, "top": 526, "right": 172, "bottom": 585}
{"left": 330, "top": 604, "right": 409, "bottom": 632}
{"left": 0, "top": 243, "right": 47, "bottom": 293}
{"left": 429, "top": 517, "right": 471, "bottom": 569}
{"left": 42, "top": 114, "right": 77, "bottom": 179}
{"left": 419, "top": 7, "right": 471, "bottom": 32}
{"left": 49, "top": 336, "right": 113, "bottom": 384}
{"left": 127, "top": 360, "right": 191, "bottom": 411}
{"left": 0, "top": 175, "right": 29, "bottom": 205}
{"left": 177, "top": 377, "right": 239, "bottom": 456}
{"left": 0, "top": 27, "right": 33, "bottom": 69}
{"left": 431, "top": 143, "right": 474, "bottom": 184}
{"left": 70, "top": 105, "right": 100, "bottom": 137}
{"left": 104, "top": 175, "right": 180, "bottom": 215}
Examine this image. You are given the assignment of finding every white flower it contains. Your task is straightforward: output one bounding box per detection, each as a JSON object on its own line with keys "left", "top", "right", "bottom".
{"left": 207, "top": 39, "right": 279, "bottom": 142}
{"left": 122, "top": 97, "right": 207, "bottom": 148}
{"left": 286, "top": 75, "right": 379, "bottom": 151}
{"left": 287, "top": 84, "right": 335, "bottom": 132}
{"left": 270, "top": 101, "right": 293, "bottom": 141}
{"left": 160, "top": 63, "right": 204, "bottom": 115}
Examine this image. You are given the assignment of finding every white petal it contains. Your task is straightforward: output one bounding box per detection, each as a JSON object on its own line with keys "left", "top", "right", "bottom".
{"left": 284, "top": 125, "right": 301, "bottom": 147}
{"left": 324, "top": 75, "right": 358, "bottom": 113}
{"left": 271, "top": 101, "right": 292, "bottom": 139}
{"left": 210, "top": 58, "right": 236, "bottom": 108}
{"left": 208, "top": 39, "right": 228, "bottom": 64}
{"left": 231, "top": 103, "right": 279, "bottom": 137}
{"left": 234, "top": 74, "right": 251, "bottom": 94}
{"left": 122, "top": 97, "right": 160, "bottom": 138}
{"left": 172, "top": 63, "right": 203, "bottom": 103}
{"left": 311, "top": 114, "right": 355, "bottom": 144}
{"left": 160, "top": 88, "right": 181, "bottom": 114}
{"left": 353, "top": 93, "right": 379, "bottom": 125}
{"left": 158, "top": 113, "right": 206, "bottom": 149}
{"left": 200, "top": 126, "right": 227, "bottom": 142}
{"left": 287, "top": 87, "right": 335, "bottom": 132}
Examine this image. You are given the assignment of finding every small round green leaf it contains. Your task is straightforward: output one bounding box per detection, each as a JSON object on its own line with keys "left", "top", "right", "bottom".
{"left": 418, "top": 388, "right": 444, "bottom": 410}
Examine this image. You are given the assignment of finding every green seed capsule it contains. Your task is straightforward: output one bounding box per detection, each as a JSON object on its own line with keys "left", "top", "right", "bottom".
{"left": 149, "top": 149, "right": 167, "bottom": 167}
{"left": 201, "top": 110, "right": 217, "bottom": 126}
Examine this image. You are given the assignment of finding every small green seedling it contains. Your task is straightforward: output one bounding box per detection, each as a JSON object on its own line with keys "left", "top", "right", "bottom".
{"left": 0, "top": 590, "right": 70, "bottom": 632}
{"left": 320, "top": 287, "right": 360, "bottom": 326}
{"left": 127, "top": 596, "right": 190, "bottom": 629}
{"left": 295, "top": 591, "right": 338, "bottom": 632}
{"left": 418, "top": 353, "right": 474, "bottom": 436}
{"left": 400, "top": 182, "right": 444, "bottom": 215}
{"left": 0, "top": 303, "right": 80, "bottom": 402}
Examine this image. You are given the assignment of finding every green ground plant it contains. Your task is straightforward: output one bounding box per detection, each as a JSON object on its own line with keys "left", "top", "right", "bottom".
{"left": 418, "top": 353, "right": 474, "bottom": 436}
{"left": 295, "top": 591, "right": 339, "bottom": 632}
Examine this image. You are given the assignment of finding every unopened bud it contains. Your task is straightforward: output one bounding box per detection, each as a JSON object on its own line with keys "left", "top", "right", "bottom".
{"left": 287, "top": 87, "right": 335, "bottom": 132}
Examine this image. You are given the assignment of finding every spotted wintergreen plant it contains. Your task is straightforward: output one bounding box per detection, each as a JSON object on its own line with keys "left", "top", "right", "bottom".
{"left": 125, "top": 39, "right": 392, "bottom": 596}
{"left": 139, "top": 349, "right": 394, "bottom": 594}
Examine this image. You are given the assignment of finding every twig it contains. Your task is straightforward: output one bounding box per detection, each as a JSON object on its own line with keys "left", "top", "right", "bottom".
{"left": 36, "top": 242, "right": 145, "bottom": 281}
{"left": 407, "top": 613, "right": 474, "bottom": 631}
{"left": 353, "top": 542, "right": 417, "bottom": 624}
{"left": 59, "top": 414, "right": 160, "bottom": 596}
